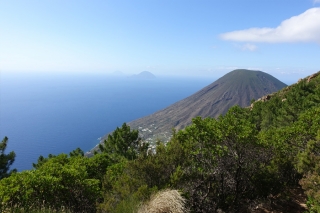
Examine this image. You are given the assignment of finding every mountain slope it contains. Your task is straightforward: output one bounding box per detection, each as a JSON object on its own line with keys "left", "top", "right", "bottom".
{"left": 127, "top": 69, "right": 287, "bottom": 142}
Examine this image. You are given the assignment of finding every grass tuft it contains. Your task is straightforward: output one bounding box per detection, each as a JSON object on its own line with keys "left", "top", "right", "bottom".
{"left": 138, "top": 189, "right": 187, "bottom": 213}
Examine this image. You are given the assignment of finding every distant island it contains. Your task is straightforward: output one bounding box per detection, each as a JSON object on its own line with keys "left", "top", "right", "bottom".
{"left": 130, "top": 71, "right": 156, "bottom": 79}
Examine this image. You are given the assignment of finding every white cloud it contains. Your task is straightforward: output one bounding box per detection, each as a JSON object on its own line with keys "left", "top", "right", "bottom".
{"left": 314, "top": 0, "right": 320, "bottom": 4}
{"left": 220, "top": 7, "right": 320, "bottom": 43}
{"left": 246, "top": 67, "right": 262, "bottom": 70}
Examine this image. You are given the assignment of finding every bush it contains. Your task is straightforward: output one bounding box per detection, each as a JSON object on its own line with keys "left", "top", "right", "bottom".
{"left": 0, "top": 154, "right": 100, "bottom": 213}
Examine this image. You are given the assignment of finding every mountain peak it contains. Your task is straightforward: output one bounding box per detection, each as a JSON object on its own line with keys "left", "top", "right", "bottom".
{"left": 127, "top": 69, "right": 287, "bottom": 142}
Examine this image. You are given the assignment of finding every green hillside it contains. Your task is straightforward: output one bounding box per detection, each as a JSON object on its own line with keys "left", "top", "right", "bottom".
{"left": 125, "top": 69, "right": 287, "bottom": 144}
{"left": 1, "top": 70, "right": 320, "bottom": 213}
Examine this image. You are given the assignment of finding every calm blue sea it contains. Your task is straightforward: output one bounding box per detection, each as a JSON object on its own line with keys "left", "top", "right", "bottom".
{"left": 0, "top": 72, "right": 214, "bottom": 171}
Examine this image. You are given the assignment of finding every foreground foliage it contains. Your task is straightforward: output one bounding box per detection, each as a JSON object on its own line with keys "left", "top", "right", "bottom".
{"left": 173, "top": 107, "right": 274, "bottom": 212}
{"left": 0, "top": 153, "right": 116, "bottom": 212}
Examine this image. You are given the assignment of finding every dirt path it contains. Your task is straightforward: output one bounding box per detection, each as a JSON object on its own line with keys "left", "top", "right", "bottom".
{"left": 252, "top": 187, "right": 307, "bottom": 213}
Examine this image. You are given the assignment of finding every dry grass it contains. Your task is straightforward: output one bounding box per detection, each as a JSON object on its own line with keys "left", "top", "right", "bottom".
{"left": 138, "top": 189, "right": 187, "bottom": 213}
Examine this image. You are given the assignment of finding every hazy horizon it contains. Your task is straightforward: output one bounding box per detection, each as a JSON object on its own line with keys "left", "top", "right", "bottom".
{"left": 1, "top": 0, "right": 319, "bottom": 82}
{"left": 0, "top": 69, "right": 299, "bottom": 86}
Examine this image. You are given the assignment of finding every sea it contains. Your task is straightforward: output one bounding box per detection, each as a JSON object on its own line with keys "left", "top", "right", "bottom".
{"left": 0, "top": 72, "right": 214, "bottom": 171}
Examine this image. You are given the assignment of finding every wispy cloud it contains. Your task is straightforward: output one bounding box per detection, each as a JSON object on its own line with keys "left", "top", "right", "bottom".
{"left": 216, "top": 66, "right": 239, "bottom": 70}
{"left": 314, "top": 0, "right": 320, "bottom": 4}
{"left": 220, "top": 7, "right": 320, "bottom": 43}
{"left": 239, "top": 43, "right": 257, "bottom": 51}
{"left": 246, "top": 67, "right": 262, "bottom": 71}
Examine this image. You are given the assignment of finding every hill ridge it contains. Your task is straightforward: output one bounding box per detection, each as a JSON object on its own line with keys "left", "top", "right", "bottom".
{"left": 126, "top": 69, "right": 287, "bottom": 143}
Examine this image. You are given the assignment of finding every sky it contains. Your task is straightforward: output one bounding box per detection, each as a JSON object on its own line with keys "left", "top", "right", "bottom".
{"left": 1, "top": 0, "right": 320, "bottom": 83}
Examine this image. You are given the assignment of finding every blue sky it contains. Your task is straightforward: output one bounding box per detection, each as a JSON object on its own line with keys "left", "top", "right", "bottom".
{"left": 1, "top": 0, "right": 320, "bottom": 83}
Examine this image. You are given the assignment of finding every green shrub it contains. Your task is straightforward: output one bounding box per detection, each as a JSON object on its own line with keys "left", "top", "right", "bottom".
{"left": 0, "top": 154, "right": 100, "bottom": 213}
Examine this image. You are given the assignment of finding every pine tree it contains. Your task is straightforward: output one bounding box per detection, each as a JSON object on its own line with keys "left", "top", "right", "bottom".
{"left": 0, "top": 137, "right": 16, "bottom": 179}
{"left": 99, "top": 123, "right": 148, "bottom": 160}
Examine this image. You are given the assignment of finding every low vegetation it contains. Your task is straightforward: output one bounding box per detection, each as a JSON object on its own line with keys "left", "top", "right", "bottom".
{"left": 1, "top": 71, "right": 320, "bottom": 212}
